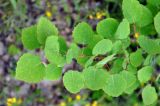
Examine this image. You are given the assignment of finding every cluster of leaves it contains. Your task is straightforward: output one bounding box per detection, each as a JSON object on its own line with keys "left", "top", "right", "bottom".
{"left": 15, "top": 0, "right": 160, "bottom": 105}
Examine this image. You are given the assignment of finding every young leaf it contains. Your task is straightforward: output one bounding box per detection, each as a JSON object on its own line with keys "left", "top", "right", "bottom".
{"left": 129, "top": 49, "right": 144, "bottom": 67}
{"left": 73, "top": 22, "right": 94, "bottom": 44}
{"left": 16, "top": 53, "right": 45, "bottom": 83}
{"left": 44, "top": 64, "right": 62, "bottom": 80}
{"left": 96, "top": 18, "right": 119, "bottom": 38}
{"left": 122, "top": 0, "right": 142, "bottom": 23}
{"left": 111, "top": 40, "right": 123, "bottom": 54}
{"left": 154, "top": 12, "right": 160, "bottom": 34}
{"left": 115, "top": 19, "right": 130, "bottom": 39}
{"left": 142, "top": 85, "right": 158, "bottom": 105}
{"left": 96, "top": 54, "right": 116, "bottom": 68}
{"left": 66, "top": 43, "right": 80, "bottom": 63}
{"left": 83, "top": 67, "right": 109, "bottom": 90}
{"left": 37, "top": 17, "right": 58, "bottom": 44}
{"left": 44, "top": 36, "right": 65, "bottom": 66}
{"left": 138, "top": 66, "right": 153, "bottom": 83}
{"left": 103, "top": 74, "right": 127, "bottom": 97}
{"left": 63, "top": 71, "right": 84, "bottom": 93}
{"left": 138, "top": 36, "right": 160, "bottom": 55}
{"left": 92, "top": 39, "right": 113, "bottom": 55}
{"left": 22, "top": 25, "right": 40, "bottom": 50}
{"left": 85, "top": 56, "right": 95, "bottom": 68}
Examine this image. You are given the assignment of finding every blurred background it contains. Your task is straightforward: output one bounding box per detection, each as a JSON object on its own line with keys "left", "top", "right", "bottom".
{"left": 0, "top": 0, "right": 148, "bottom": 106}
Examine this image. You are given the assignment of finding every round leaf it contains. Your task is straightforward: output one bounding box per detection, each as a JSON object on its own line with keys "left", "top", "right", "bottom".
{"left": 138, "top": 66, "right": 153, "bottom": 83}
{"left": 103, "top": 74, "right": 127, "bottom": 97}
{"left": 63, "top": 71, "right": 84, "bottom": 93}
{"left": 37, "top": 17, "right": 58, "bottom": 44}
{"left": 122, "top": 0, "right": 142, "bottom": 23}
{"left": 92, "top": 39, "right": 113, "bottom": 55}
{"left": 142, "top": 85, "right": 158, "bottom": 105}
{"left": 44, "top": 64, "right": 62, "bottom": 80}
{"left": 120, "top": 71, "right": 139, "bottom": 94}
{"left": 129, "top": 49, "right": 144, "bottom": 67}
{"left": 115, "top": 19, "right": 130, "bottom": 39}
{"left": 44, "top": 36, "right": 65, "bottom": 66}
{"left": 138, "top": 36, "right": 160, "bottom": 55}
{"left": 16, "top": 53, "right": 45, "bottom": 83}
{"left": 83, "top": 67, "right": 109, "bottom": 90}
{"left": 73, "top": 22, "right": 94, "bottom": 44}
{"left": 154, "top": 12, "right": 160, "bottom": 34}
{"left": 136, "top": 5, "right": 153, "bottom": 27}
{"left": 22, "top": 25, "right": 40, "bottom": 50}
{"left": 96, "top": 18, "right": 119, "bottom": 38}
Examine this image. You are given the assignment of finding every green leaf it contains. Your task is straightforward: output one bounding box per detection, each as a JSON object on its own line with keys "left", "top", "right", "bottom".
{"left": 8, "top": 45, "right": 20, "bottom": 55}
{"left": 63, "top": 71, "right": 84, "bottom": 93}
{"left": 122, "top": 50, "right": 130, "bottom": 69}
{"left": 96, "top": 54, "right": 116, "bottom": 68}
{"left": 138, "top": 66, "right": 153, "bottom": 83}
{"left": 22, "top": 25, "right": 40, "bottom": 50}
{"left": 66, "top": 43, "right": 80, "bottom": 63}
{"left": 122, "top": 0, "right": 142, "bottom": 23}
{"left": 83, "top": 67, "right": 109, "bottom": 90}
{"left": 156, "top": 55, "right": 160, "bottom": 66}
{"left": 110, "top": 58, "right": 123, "bottom": 74}
{"left": 127, "top": 64, "right": 137, "bottom": 74}
{"left": 142, "top": 85, "right": 158, "bottom": 105}
{"left": 44, "top": 64, "right": 62, "bottom": 80}
{"left": 154, "top": 12, "right": 160, "bottom": 34}
{"left": 88, "top": 34, "right": 103, "bottom": 49}
{"left": 136, "top": 5, "right": 153, "bottom": 27}
{"left": 144, "top": 55, "right": 153, "bottom": 66}
{"left": 129, "top": 49, "right": 144, "bottom": 67}
{"left": 16, "top": 53, "right": 45, "bottom": 83}
{"left": 73, "top": 22, "right": 94, "bottom": 44}
{"left": 111, "top": 41, "right": 123, "bottom": 54}
{"left": 147, "top": 0, "right": 160, "bottom": 7}
{"left": 115, "top": 19, "right": 130, "bottom": 39}
{"left": 85, "top": 56, "right": 95, "bottom": 68}
{"left": 92, "top": 39, "right": 113, "bottom": 55}
{"left": 138, "top": 24, "right": 156, "bottom": 35}
{"left": 125, "top": 80, "right": 139, "bottom": 94}
{"left": 96, "top": 18, "right": 119, "bottom": 38}
{"left": 120, "top": 71, "right": 139, "bottom": 94}
{"left": 10, "top": 0, "right": 17, "bottom": 10}
{"left": 37, "top": 17, "right": 58, "bottom": 44}
{"left": 58, "top": 36, "right": 68, "bottom": 54}
{"left": 121, "top": 37, "right": 131, "bottom": 49}
{"left": 138, "top": 36, "right": 160, "bottom": 55}
{"left": 103, "top": 74, "right": 127, "bottom": 97}
{"left": 44, "top": 36, "right": 65, "bottom": 66}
